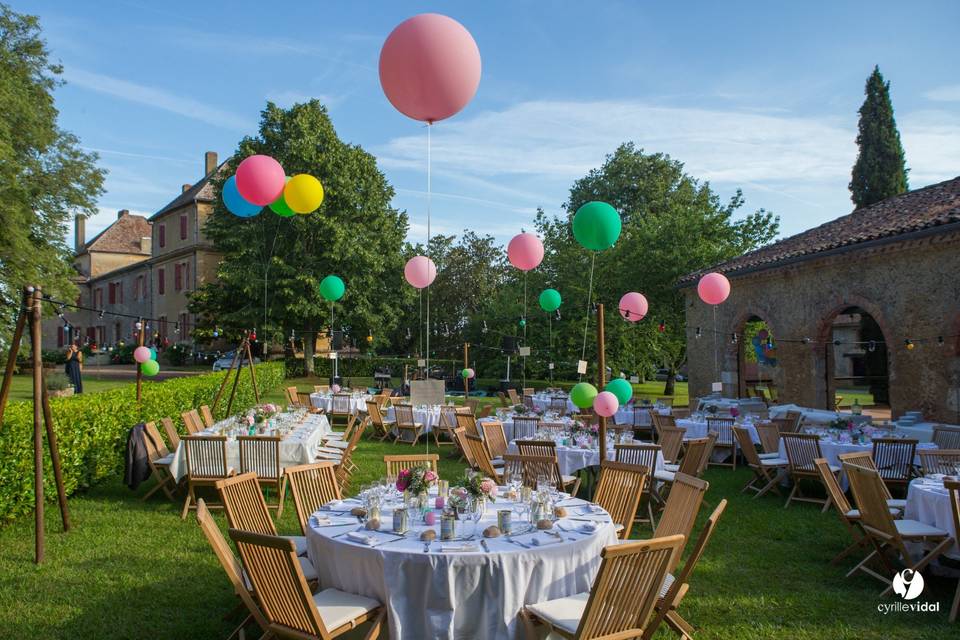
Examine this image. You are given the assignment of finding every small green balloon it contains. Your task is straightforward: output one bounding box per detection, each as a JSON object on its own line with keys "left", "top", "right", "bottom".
{"left": 573, "top": 201, "right": 621, "bottom": 251}
{"left": 462, "top": 368, "right": 470, "bottom": 378}
{"left": 141, "top": 359, "right": 160, "bottom": 377}
{"left": 149, "top": 347, "right": 157, "bottom": 360}
{"left": 270, "top": 177, "right": 296, "bottom": 217}
{"left": 519, "top": 318, "right": 526, "bottom": 328}
{"left": 539, "top": 288, "right": 562, "bottom": 312}
{"left": 570, "top": 382, "right": 598, "bottom": 409}
{"left": 605, "top": 377, "right": 633, "bottom": 405}
{"left": 319, "top": 275, "right": 345, "bottom": 301}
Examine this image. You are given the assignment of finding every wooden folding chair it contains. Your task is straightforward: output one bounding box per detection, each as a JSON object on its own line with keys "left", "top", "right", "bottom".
{"left": 181, "top": 435, "right": 233, "bottom": 519}
{"left": 521, "top": 534, "right": 685, "bottom": 640}
{"left": 316, "top": 415, "right": 359, "bottom": 472}
{"left": 432, "top": 407, "right": 459, "bottom": 447}
{"left": 497, "top": 391, "right": 510, "bottom": 407}
{"left": 945, "top": 479, "right": 960, "bottom": 622}
{"left": 229, "top": 529, "right": 385, "bottom": 640}
{"left": 464, "top": 397, "right": 480, "bottom": 416}
{"left": 755, "top": 421, "right": 781, "bottom": 455}
{"left": 284, "top": 386, "right": 300, "bottom": 406}
{"left": 329, "top": 393, "right": 354, "bottom": 428}
{"left": 516, "top": 440, "right": 581, "bottom": 496}
{"left": 705, "top": 416, "right": 736, "bottom": 469}
{"left": 392, "top": 404, "right": 424, "bottom": 445}
{"left": 653, "top": 473, "right": 708, "bottom": 563}
{"left": 522, "top": 394, "right": 536, "bottom": 411}
{"left": 918, "top": 449, "right": 960, "bottom": 475}
{"left": 643, "top": 500, "right": 728, "bottom": 640}
{"left": 453, "top": 427, "right": 478, "bottom": 467}
{"left": 627, "top": 406, "right": 654, "bottom": 441}
{"left": 477, "top": 404, "right": 494, "bottom": 419}
{"left": 196, "top": 500, "right": 270, "bottom": 640}
{"left": 199, "top": 405, "right": 216, "bottom": 428}
{"left": 465, "top": 434, "right": 503, "bottom": 482}
{"left": 871, "top": 437, "right": 919, "bottom": 492}
{"left": 658, "top": 426, "right": 686, "bottom": 464}
{"left": 330, "top": 418, "right": 367, "bottom": 494}
{"left": 814, "top": 457, "right": 876, "bottom": 567}
{"left": 480, "top": 420, "right": 509, "bottom": 460}
{"left": 734, "top": 426, "right": 785, "bottom": 498}
{"left": 615, "top": 443, "right": 662, "bottom": 527}
{"left": 781, "top": 433, "right": 838, "bottom": 511}
{"left": 593, "top": 461, "right": 648, "bottom": 539}
{"left": 506, "top": 388, "right": 520, "bottom": 405}
{"left": 454, "top": 411, "right": 481, "bottom": 438}
{"left": 511, "top": 416, "right": 540, "bottom": 441}
{"left": 843, "top": 461, "right": 953, "bottom": 596}
{"left": 142, "top": 422, "right": 176, "bottom": 501}
{"left": 932, "top": 426, "right": 960, "bottom": 449}
{"left": 160, "top": 416, "right": 181, "bottom": 450}
{"left": 550, "top": 396, "right": 568, "bottom": 416}
{"left": 238, "top": 435, "right": 286, "bottom": 515}
{"left": 314, "top": 384, "right": 330, "bottom": 394}
{"left": 216, "top": 472, "right": 309, "bottom": 558}
{"left": 837, "top": 451, "right": 906, "bottom": 511}
{"left": 383, "top": 453, "right": 439, "bottom": 479}
{"left": 365, "top": 401, "right": 393, "bottom": 441}
{"left": 182, "top": 409, "right": 205, "bottom": 434}
{"left": 285, "top": 462, "right": 342, "bottom": 535}
{"left": 655, "top": 437, "right": 708, "bottom": 490}
{"left": 651, "top": 412, "right": 677, "bottom": 433}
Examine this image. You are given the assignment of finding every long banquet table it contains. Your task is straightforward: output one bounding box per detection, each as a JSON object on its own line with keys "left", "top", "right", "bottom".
{"left": 309, "top": 392, "right": 371, "bottom": 415}
{"left": 505, "top": 440, "right": 665, "bottom": 476}
{"left": 306, "top": 492, "right": 618, "bottom": 639}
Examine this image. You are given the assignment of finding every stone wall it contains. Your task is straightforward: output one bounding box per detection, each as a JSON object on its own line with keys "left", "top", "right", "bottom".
{"left": 683, "top": 230, "right": 960, "bottom": 422}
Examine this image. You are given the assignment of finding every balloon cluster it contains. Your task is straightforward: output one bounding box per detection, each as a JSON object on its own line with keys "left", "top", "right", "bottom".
{"left": 461, "top": 367, "right": 475, "bottom": 379}
{"left": 570, "top": 376, "right": 635, "bottom": 418}
{"left": 223, "top": 155, "right": 324, "bottom": 218}
{"left": 134, "top": 345, "right": 160, "bottom": 377}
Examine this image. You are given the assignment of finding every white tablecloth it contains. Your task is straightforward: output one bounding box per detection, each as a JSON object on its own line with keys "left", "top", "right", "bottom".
{"left": 168, "top": 413, "right": 330, "bottom": 481}
{"left": 777, "top": 437, "right": 935, "bottom": 489}
{"left": 481, "top": 416, "right": 574, "bottom": 443}
{"left": 385, "top": 405, "right": 442, "bottom": 437}
{"left": 695, "top": 396, "right": 767, "bottom": 413}
{"left": 506, "top": 441, "right": 665, "bottom": 476}
{"left": 530, "top": 394, "right": 576, "bottom": 415}
{"left": 306, "top": 494, "right": 618, "bottom": 639}
{"left": 310, "top": 392, "right": 371, "bottom": 415}
{"left": 769, "top": 404, "right": 872, "bottom": 426}
{"left": 676, "top": 418, "right": 760, "bottom": 444}
{"left": 905, "top": 478, "right": 960, "bottom": 559}
{"left": 892, "top": 422, "right": 958, "bottom": 444}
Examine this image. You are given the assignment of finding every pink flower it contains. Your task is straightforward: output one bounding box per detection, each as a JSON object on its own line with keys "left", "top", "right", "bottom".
{"left": 480, "top": 479, "right": 498, "bottom": 497}
{"left": 424, "top": 470, "right": 438, "bottom": 483}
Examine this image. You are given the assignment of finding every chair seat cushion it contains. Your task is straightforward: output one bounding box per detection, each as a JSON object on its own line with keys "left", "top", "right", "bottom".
{"left": 154, "top": 453, "right": 174, "bottom": 466}
{"left": 887, "top": 499, "right": 907, "bottom": 509}
{"left": 760, "top": 457, "right": 788, "bottom": 467}
{"left": 663, "top": 463, "right": 679, "bottom": 472}
{"left": 845, "top": 508, "right": 901, "bottom": 519}
{"left": 561, "top": 475, "right": 578, "bottom": 486}
{"left": 283, "top": 535, "right": 309, "bottom": 556}
{"left": 654, "top": 469, "right": 675, "bottom": 483}
{"left": 312, "top": 588, "right": 381, "bottom": 631}
{"left": 525, "top": 592, "right": 589, "bottom": 635}
{"left": 659, "top": 572, "right": 676, "bottom": 599}
{"left": 299, "top": 556, "right": 318, "bottom": 581}
{"left": 758, "top": 452, "right": 780, "bottom": 460}
{"left": 895, "top": 519, "right": 949, "bottom": 538}
{"left": 324, "top": 440, "right": 350, "bottom": 450}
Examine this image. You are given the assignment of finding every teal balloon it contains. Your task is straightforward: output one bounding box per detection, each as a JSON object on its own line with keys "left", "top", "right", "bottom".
{"left": 570, "top": 382, "right": 598, "bottom": 409}
{"left": 519, "top": 318, "right": 526, "bottom": 328}
{"left": 149, "top": 347, "right": 157, "bottom": 361}
{"left": 605, "top": 378, "right": 633, "bottom": 405}
{"left": 141, "top": 359, "right": 160, "bottom": 377}
{"left": 319, "top": 275, "right": 345, "bottom": 301}
{"left": 539, "top": 288, "right": 561, "bottom": 312}
{"left": 222, "top": 175, "right": 262, "bottom": 217}
{"left": 572, "top": 201, "right": 621, "bottom": 251}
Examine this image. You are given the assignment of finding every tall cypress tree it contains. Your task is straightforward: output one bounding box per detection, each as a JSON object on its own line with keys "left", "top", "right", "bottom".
{"left": 849, "top": 66, "right": 908, "bottom": 208}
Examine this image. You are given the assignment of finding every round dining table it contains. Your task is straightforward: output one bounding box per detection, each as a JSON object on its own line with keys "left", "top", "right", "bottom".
{"left": 904, "top": 476, "right": 960, "bottom": 560}
{"left": 306, "top": 493, "right": 618, "bottom": 639}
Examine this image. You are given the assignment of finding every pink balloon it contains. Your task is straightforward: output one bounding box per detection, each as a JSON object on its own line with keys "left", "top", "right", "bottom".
{"left": 466, "top": 368, "right": 475, "bottom": 379}
{"left": 331, "top": 384, "right": 342, "bottom": 393}
{"left": 619, "top": 292, "right": 648, "bottom": 322}
{"left": 593, "top": 391, "right": 620, "bottom": 418}
{"left": 507, "top": 233, "right": 544, "bottom": 271}
{"left": 404, "top": 255, "right": 437, "bottom": 289}
{"left": 235, "top": 155, "right": 285, "bottom": 206}
{"left": 697, "top": 272, "right": 731, "bottom": 305}
{"left": 133, "top": 346, "right": 152, "bottom": 364}
{"left": 379, "top": 14, "right": 481, "bottom": 123}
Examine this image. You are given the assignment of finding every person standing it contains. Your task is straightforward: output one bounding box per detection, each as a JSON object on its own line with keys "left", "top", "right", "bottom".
{"left": 64, "top": 343, "right": 83, "bottom": 393}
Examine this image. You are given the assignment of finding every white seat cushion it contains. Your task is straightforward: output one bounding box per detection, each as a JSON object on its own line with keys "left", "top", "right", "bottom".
{"left": 760, "top": 457, "right": 788, "bottom": 467}
{"left": 895, "top": 519, "right": 949, "bottom": 538}
{"left": 561, "top": 475, "right": 578, "bottom": 485}
{"left": 154, "top": 453, "right": 174, "bottom": 466}
{"left": 299, "top": 556, "right": 318, "bottom": 581}
{"left": 324, "top": 440, "right": 350, "bottom": 450}
{"left": 758, "top": 452, "right": 780, "bottom": 460}
{"left": 887, "top": 499, "right": 907, "bottom": 510}
{"left": 846, "top": 508, "right": 900, "bottom": 519}
{"left": 283, "top": 535, "right": 308, "bottom": 556}
{"left": 663, "top": 463, "right": 679, "bottom": 472}
{"left": 659, "top": 572, "right": 676, "bottom": 599}
{"left": 526, "top": 592, "right": 588, "bottom": 635}
{"left": 654, "top": 469, "right": 675, "bottom": 483}
{"left": 312, "top": 588, "right": 380, "bottom": 630}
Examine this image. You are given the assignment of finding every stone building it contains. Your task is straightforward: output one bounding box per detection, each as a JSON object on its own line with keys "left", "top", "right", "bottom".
{"left": 680, "top": 176, "right": 960, "bottom": 422}
{"left": 44, "top": 152, "right": 224, "bottom": 351}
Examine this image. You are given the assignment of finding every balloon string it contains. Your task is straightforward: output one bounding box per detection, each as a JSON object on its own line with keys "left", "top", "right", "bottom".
{"left": 579, "top": 252, "right": 596, "bottom": 381}
{"left": 425, "top": 122, "right": 432, "bottom": 373}
{"left": 713, "top": 304, "right": 718, "bottom": 384}
{"left": 522, "top": 271, "right": 527, "bottom": 389}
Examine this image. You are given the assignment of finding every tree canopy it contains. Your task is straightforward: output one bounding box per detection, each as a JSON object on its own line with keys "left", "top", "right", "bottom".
{"left": 849, "top": 66, "right": 908, "bottom": 208}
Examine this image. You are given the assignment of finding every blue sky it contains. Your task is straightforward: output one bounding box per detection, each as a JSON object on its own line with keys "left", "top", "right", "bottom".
{"left": 24, "top": 0, "right": 960, "bottom": 245}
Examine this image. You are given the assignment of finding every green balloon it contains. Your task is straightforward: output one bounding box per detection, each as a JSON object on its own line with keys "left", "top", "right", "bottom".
{"left": 319, "top": 275, "right": 345, "bottom": 301}
{"left": 570, "top": 382, "right": 598, "bottom": 409}
{"left": 149, "top": 347, "right": 157, "bottom": 360}
{"left": 539, "top": 288, "right": 562, "bottom": 312}
{"left": 572, "top": 201, "right": 621, "bottom": 251}
{"left": 462, "top": 368, "right": 470, "bottom": 378}
{"left": 605, "top": 377, "right": 633, "bottom": 405}
{"left": 519, "top": 318, "right": 526, "bottom": 328}
{"left": 270, "top": 177, "right": 296, "bottom": 217}
{"left": 141, "top": 359, "right": 160, "bottom": 377}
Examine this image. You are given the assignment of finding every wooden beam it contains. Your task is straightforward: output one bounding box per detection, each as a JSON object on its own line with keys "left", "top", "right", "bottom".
{"left": 463, "top": 342, "right": 470, "bottom": 400}
{"left": 211, "top": 345, "right": 242, "bottom": 413}
{"left": 40, "top": 381, "right": 70, "bottom": 531}
{"left": 135, "top": 318, "right": 145, "bottom": 404}
{"left": 0, "top": 287, "right": 29, "bottom": 425}
{"left": 30, "top": 287, "right": 44, "bottom": 563}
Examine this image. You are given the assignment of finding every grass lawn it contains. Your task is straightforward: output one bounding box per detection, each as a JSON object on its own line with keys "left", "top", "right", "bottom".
{"left": 1, "top": 431, "right": 956, "bottom": 639}
{"left": 0, "top": 375, "right": 132, "bottom": 403}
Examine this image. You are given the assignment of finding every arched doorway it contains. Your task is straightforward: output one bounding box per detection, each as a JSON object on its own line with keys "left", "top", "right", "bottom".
{"left": 734, "top": 315, "right": 782, "bottom": 402}
{"left": 822, "top": 306, "right": 890, "bottom": 417}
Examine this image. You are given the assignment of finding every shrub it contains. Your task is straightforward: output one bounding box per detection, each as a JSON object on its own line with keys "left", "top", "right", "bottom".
{"left": 110, "top": 343, "right": 135, "bottom": 364}
{"left": 163, "top": 343, "right": 193, "bottom": 366}
{"left": 284, "top": 355, "right": 460, "bottom": 379}
{"left": 44, "top": 373, "right": 72, "bottom": 391}
{"left": 0, "top": 362, "right": 284, "bottom": 524}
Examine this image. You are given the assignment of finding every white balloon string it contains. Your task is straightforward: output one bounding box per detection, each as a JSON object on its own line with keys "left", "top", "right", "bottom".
{"left": 713, "top": 304, "right": 718, "bottom": 383}
{"left": 579, "top": 252, "right": 596, "bottom": 382}
{"left": 426, "top": 122, "right": 431, "bottom": 373}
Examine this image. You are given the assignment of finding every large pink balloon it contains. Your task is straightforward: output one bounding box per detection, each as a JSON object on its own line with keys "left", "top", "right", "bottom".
{"left": 379, "top": 14, "right": 481, "bottom": 123}
{"left": 507, "top": 233, "right": 544, "bottom": 271}
{"left": 235, "top": 155, "right": 285, "bottom": 206}
{"left": 619, "top": 292, "right": 648, "bottom": 322}
{"left": 697, "top": 272, "right": 731, "bottom": 305}
{"left": 133, "top": 346, "right": 152, "bottom": 364}
{"left": 593, "top": 391, "right": 620, "bottom": 418}
{"left": 404, "top": 255, "right": 437, "bottom": 289}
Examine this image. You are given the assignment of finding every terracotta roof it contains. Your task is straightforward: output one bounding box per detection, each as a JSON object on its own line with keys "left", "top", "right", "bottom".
{"left": 82, "top": 212, "right": 152, "bottom": 255}
{"left": 679, "top": 176, "right": 960, "bottom": 284}
{"left": 149, "top": 160, "right": 228, "bottom": 220}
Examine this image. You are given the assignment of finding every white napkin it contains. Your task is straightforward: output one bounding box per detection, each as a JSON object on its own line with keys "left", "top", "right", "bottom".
{"left": 531, "top": 535, "right": 562, "bottom": 546}
{"left": 579, "top": 504, "right": 604, "bottom": 515}
{"left": 323, "top": 500, "right": 349, "bottom": 511}
{"left": 346, "top": 531, "right": 377, "bottom": 545}
{"left": 441, "top": 543, "right": 480, "bottom": 552}
{"left": 577, "top": 521, "right": 599, "bottom": 534}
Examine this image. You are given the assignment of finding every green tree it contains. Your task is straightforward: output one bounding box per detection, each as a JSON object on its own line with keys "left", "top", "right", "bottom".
{"left": 191, "top": 101, "right": 408, "bottom": 375}
{"left": 849, "top": 66, "right": 908, "bottom": 208}
{"left": 0, "top": 4, "right": 104, "bottom": 338}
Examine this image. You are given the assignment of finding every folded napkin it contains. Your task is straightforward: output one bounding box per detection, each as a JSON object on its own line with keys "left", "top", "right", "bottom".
{"left": 579, "top": 504, "right": 604, "bottom": 515}
{"left": 576, "top": 521, "right": 599, "bottom": 534}
{"left": 346, "top": 531, "right": 377, "bottom": 545}
{"left": 441, "top": 543, "right": 480, "bottom": 552}
{"left": 322, "top": 500, "right": 349, "bottom": 511}
{"left": 311, "top": 514, "right": 355, "bottom": 526}
{"left": 531, "top": 535, "right": 562, "bottom": 546}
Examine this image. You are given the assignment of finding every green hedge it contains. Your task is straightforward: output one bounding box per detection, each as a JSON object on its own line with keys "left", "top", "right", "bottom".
{"left": 285, "top": 355, "right": 460, "bottom": 379}
{"left": 0, "top": 362, "right": 284, "bottom": 524}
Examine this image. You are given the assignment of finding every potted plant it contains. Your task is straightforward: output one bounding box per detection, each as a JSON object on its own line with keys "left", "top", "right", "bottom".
{"left": 45, "top": 373, "right": 74, "bottom": 398}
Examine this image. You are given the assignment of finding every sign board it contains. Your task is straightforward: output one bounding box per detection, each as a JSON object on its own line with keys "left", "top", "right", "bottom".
{"left": 328, "top": 352, "right": 338, "bottom": 360}
{"left": 410, "top": 379, "right": 444, "bottom": 406}
{"left": 711, "top": 382, "right": 723, "bottom": 392}
{"left": 630, "top": 375, "right": 640, "bottom": 384}
{"left": 577, "top": 360, "right": 588, "bottom": 375}
{"left": 417, "top": 359, "right": 426, "bottom": 367}
{"left": 518, "top": 346, "right": 531, "bottom": 357}
{"left": 548, "top": 363, "right": 555, "bottom": 370}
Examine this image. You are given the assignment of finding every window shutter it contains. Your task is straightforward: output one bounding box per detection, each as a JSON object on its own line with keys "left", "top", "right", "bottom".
{"left": 158, "top": 268, "right": 165, "bottom": 295}
{"left": 159, "top": 224, "right": 165, "bottom": 248}
{"left": 180, "top": 215, "right": 187, "bottom": 240}
{"left": 174, "top": 264, "right": 181, "bottom": 291}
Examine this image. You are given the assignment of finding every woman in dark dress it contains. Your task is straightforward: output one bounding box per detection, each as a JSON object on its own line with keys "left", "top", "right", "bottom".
{"left": 64, "top": 343, "right": 83, "bottom": 393}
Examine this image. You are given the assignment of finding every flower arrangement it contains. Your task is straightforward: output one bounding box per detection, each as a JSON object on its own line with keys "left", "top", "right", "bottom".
{"left": 730, "top": 407, "right": 740, "bottom": 418}
{"left": 706, "top": 405, "right": 718, "bottom": 415}
{"left": 829, "top": 417, "right": 854, "bottom": 431}
{"left": 395, "top": 465, "right": 438, "bottom": 495}
{"left": 453, "top": 471, "right": 498, "bottom": 501}
{"left": 512, "top": 404, "right": 528, "bottom": 415}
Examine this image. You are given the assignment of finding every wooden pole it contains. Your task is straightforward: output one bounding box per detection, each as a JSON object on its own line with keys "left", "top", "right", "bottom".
{"left": 211, "top": 345, "right": 242, "bottom": 413}
{"left": 226, "top": 337, "right": 248, "bottom": 416}
{"left": 30, "top": 287, "right": 44, "bottom": 563}
{"left": 597, "top": 303, "right": 607, "bottom": 461}
{"left": 40, "top": 381, "right": 70, "bottom": 531}
{"left": 245, "top": 337, "right": 260, "bottom": 403}
{"left": 463, "top": 342, "right": 470, "bottom": 401}
{"left": 0, "top": 287, "right": 29, "bottom": 425}
{"left": 135, "top": 317, "right": 145, "bottom": 404}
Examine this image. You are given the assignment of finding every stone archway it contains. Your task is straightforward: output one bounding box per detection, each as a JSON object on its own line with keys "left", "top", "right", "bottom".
{"left": 726, "top": 308, "right": 783, "bottom": 402}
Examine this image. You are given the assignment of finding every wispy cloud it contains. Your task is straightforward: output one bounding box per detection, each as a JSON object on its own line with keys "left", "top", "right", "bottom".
{"left": 81, "top": 146, "right": 194, "bottom": 165}
{"left": 65, "top": 68, "right": 252, "bottom": 131}
{"left": 266, "top": 90, "right": 345, "bottom": 110}
{"left": 925, "top": 85, "right": 960, "bottom": 102}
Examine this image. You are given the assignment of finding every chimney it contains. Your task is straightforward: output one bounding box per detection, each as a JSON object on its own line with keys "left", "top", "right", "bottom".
{"left": 204, "top": 151, "right": 218, "bottom": 175}
{"left": 182, "top": 183, "right": 192, "bottom": 193}
{"left": 118, "top": 209, "right": 129, "bottom": 219}
{"left": 74, "top": 215, "right": 85, "bottom": 253}
{"left": 140, "top": 236, "right": 152, "bottom": 253}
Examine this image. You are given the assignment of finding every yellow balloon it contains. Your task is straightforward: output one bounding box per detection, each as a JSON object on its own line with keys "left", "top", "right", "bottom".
{"left": 284, "top": 174, "right": 324, "bottom": 214}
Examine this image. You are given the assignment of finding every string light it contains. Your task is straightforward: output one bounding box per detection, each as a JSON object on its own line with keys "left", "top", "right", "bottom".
{"left": 868, "top": 340, "right": 876, "bottom": 352}
{"left": 730, "top": 332, "right": 738, "bottom": 344}
{"left": 695, "top": 327, "right": 701, "bottom": 339}
{"left": 905, "top": 338, "right": 915, "bottom": 350}
{"left": 658, "top": 321, "right": 666, "bottom": 333}
{"left": 937, "top": 336, "right": 945, "bottom": 347}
